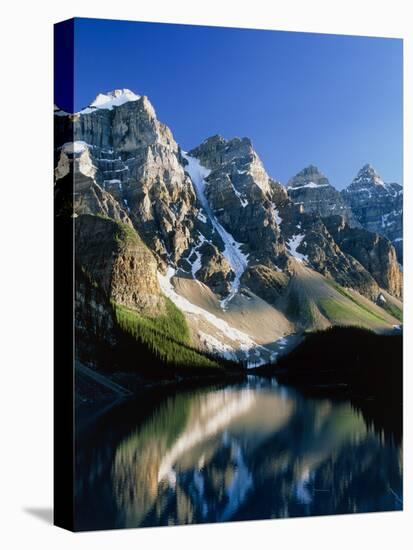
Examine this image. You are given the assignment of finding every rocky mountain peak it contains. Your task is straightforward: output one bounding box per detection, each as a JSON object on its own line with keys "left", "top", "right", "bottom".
{"left": 349, "top": 163, "right": 386, "bottom": 189}
{"left": 55, "top": 88, "right": 199, "bottom": 265}
{"left": 287, "top": 165, "right": 330, "bottom": 189}
{"left": 341, "top": 165, "right": 403, "bottom": 261}
{"left": 286, "top": 165, "right": 358, "bottom": 225}
{"left": 189, "top": 135, "right": 254, "bottom": 171}
{"left": 184, "top": 134, "right": 286, "bottom": 268}
{"left": 81, "top": 88, "right": 141, "bottom": 114}
{"left": 200, "top": 134, "right": 226, "bottom": 147}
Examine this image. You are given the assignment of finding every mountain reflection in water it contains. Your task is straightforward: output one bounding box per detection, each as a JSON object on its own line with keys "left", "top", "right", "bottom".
{"left": 75, "top": 378, "right": 402, "bottom": 531}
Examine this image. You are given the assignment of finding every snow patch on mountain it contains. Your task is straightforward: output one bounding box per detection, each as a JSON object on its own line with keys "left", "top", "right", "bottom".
{"left": 286, "top": 234, "right": 308, "bottom": 263}
{"left": 229, "top": 180, "right": 249, "bottom": 207}
{"left": 182, "top": 152, "right": 249, "bottom": 309}
{"left": 271, "top": 205, "right": 283, "bottom": 225}
{"left": 288, "top": 182, "right": 330, "bottom": 190}
{"left": 158, "top": 267, "right": 273, "bottom": 365}
{"left": 188, "top": 232, "right": 208, "bottom": 277}
{"left": 198, "top": 332, "right": 238, "bottom": 361}
{"left": 197, "top": 210, "right": 207, "bottom": 223}
{"left": 62, "top": 141, "right": 90, "bottom": 154}
{"left": 80, "top": 89, "right": 140, "bottom": 114}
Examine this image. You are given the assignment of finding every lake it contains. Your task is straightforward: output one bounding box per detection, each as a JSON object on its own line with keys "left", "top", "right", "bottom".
{"left": 75, "top": 376, "right": 402, "bottom": 530}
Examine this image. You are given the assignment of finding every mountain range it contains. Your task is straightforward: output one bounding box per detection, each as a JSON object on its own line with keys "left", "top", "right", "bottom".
{"left": 54, "top": 89, "right": 403, "bottom": 371}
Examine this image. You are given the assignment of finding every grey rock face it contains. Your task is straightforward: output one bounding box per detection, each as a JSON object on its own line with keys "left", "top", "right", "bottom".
{"left": 196, "top": 242, "right": 235, "bottom": 296}
{"left": 186, "top": 139, "right": 398, "bottom": 301}
{"left": 55, "top": 144, "right": 132, "bottom": 225}
{"left": 75, "top": 214, "right": 166, "bottom": 315}
{"left": 188, "top": 135, "right": 287, "bottom": 266}
{"left": 342, "top": 164, "right": 403, "bottom": 262}
{"left": 287, "top": 165, "right": 358, "bottom": 224}
{"left": 55, "top": 93, "right": 199, "bottom": 266}
{"left": 241, "top": 265, "right": 289, "bottom": 306}
{"left": 324, "top": 215, "right": 403, "bottom": 298}
{"left": 278, "top": 211, "right": 380, "bottom": 300}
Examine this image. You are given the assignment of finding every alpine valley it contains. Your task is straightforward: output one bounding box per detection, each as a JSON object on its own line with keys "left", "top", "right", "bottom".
{"left": 54, "top": 89, "right": 403, "bottom": 386}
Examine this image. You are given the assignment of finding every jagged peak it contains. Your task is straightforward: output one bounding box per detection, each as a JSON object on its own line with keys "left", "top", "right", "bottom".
{"left": 301, "top": 164, "right": 322, "bottom": 174}
{"left": 54, "top": 89, "right": 144, "bottom": 116}
{"left": 342, "top": 164, "right": 389, "bottom": 193}
{"left": 353, "top": 163, "right": 384, "bottom": 184}
{"left": 189, "top": 135, "right": 254, "bottom": 163}
{"left": 228, "top": 136, "right": 253, "bottom": 147}
{"left": 89, "top": 88, "right": 140, "bottom": 109}
{"left": 76, "top": 88, "right": 142, "bottom": 115}
{"left": 196, "top": 135, "right": 253, "bottom": 150}
{"left": 343, "top": 164, "right": 403, "bottom": 197}
{"left": 287, "top": 165, "right": 331, "bottom": 189}
{"left": 199, "top": 134, "right": 227, "bottom": 147}
{"left": 207, "top": 134, "right": 225, "bottom": 142}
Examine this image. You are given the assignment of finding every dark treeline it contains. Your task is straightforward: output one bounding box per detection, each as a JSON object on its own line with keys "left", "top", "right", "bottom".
{"left": 266, "top": 326, "right": 402, "bottom": 444}
{"left": 273, "top": 326, "right": 402, "bottom": 399}
{"left": 112, "top": 301, "right": 241, "bottom": 378}
{"left": 75, "top": 266, "right": 241, "bottom": 381}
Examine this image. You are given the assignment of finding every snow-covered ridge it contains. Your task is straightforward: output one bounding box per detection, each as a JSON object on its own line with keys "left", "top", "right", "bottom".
{"left": 346, "top": 164, "right": 402, "bottom": 195}
{"left": 80, "top": 89, "right": 140, "bottom": 114}
{"left": 182, "top": 152, "right": 249, "bottom": 309}
{"left": 54, "top": 90, "right": 141, "bottom": 116}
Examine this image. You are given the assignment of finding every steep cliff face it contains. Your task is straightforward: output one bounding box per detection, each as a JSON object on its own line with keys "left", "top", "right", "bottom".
{"left": 195, "top": 242, "right": 235, "bottom": 296}
{"left": 75, "top": 265, "right": 118, "bottom": 368}
{"left": 342, "top": 164, "right": 403, "bottom": 262}
{"left": 55, "top": 141, "right": 132, "bottom": 224}
{"left": 75, "top": 215, "right": 165, "bottom": 316}
{"left": 55, "top": 90, "right": 199, "bottom": 265}
{"left": 188, "top": 136, "right": 287, "bottom": 266}
{"left": 277, "top": 209, "right": 380, "bottom": 300}
{"left": 287, "top": 165, "right": 357, "bottom": 224}
{"left": 324, "top": 216, "right": 403, "bottom": 298}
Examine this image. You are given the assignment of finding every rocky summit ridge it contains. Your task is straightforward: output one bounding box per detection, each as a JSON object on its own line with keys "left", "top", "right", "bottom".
{"left": 342, "top": 164, "right": 403, "bottom": 262}
{"left": 55, "top": 89, "right": 403, "bottom": 370}
{"left": 287, "top": 164, "right": 359, "bottom": 226}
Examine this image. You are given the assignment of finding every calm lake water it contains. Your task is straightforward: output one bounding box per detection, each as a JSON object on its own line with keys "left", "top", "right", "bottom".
{"left": 75, "top": 377, "right": 402, "bottom": 531}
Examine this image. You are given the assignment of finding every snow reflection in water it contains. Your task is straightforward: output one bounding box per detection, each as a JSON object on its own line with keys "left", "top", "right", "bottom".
{"left": 75, "top": 379, "right": 402, "bottom": 530}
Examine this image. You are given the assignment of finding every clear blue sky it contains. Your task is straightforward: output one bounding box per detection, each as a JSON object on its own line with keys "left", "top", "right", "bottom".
{"left": 69, "top": 18, "right": 402, "bottom": 188}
